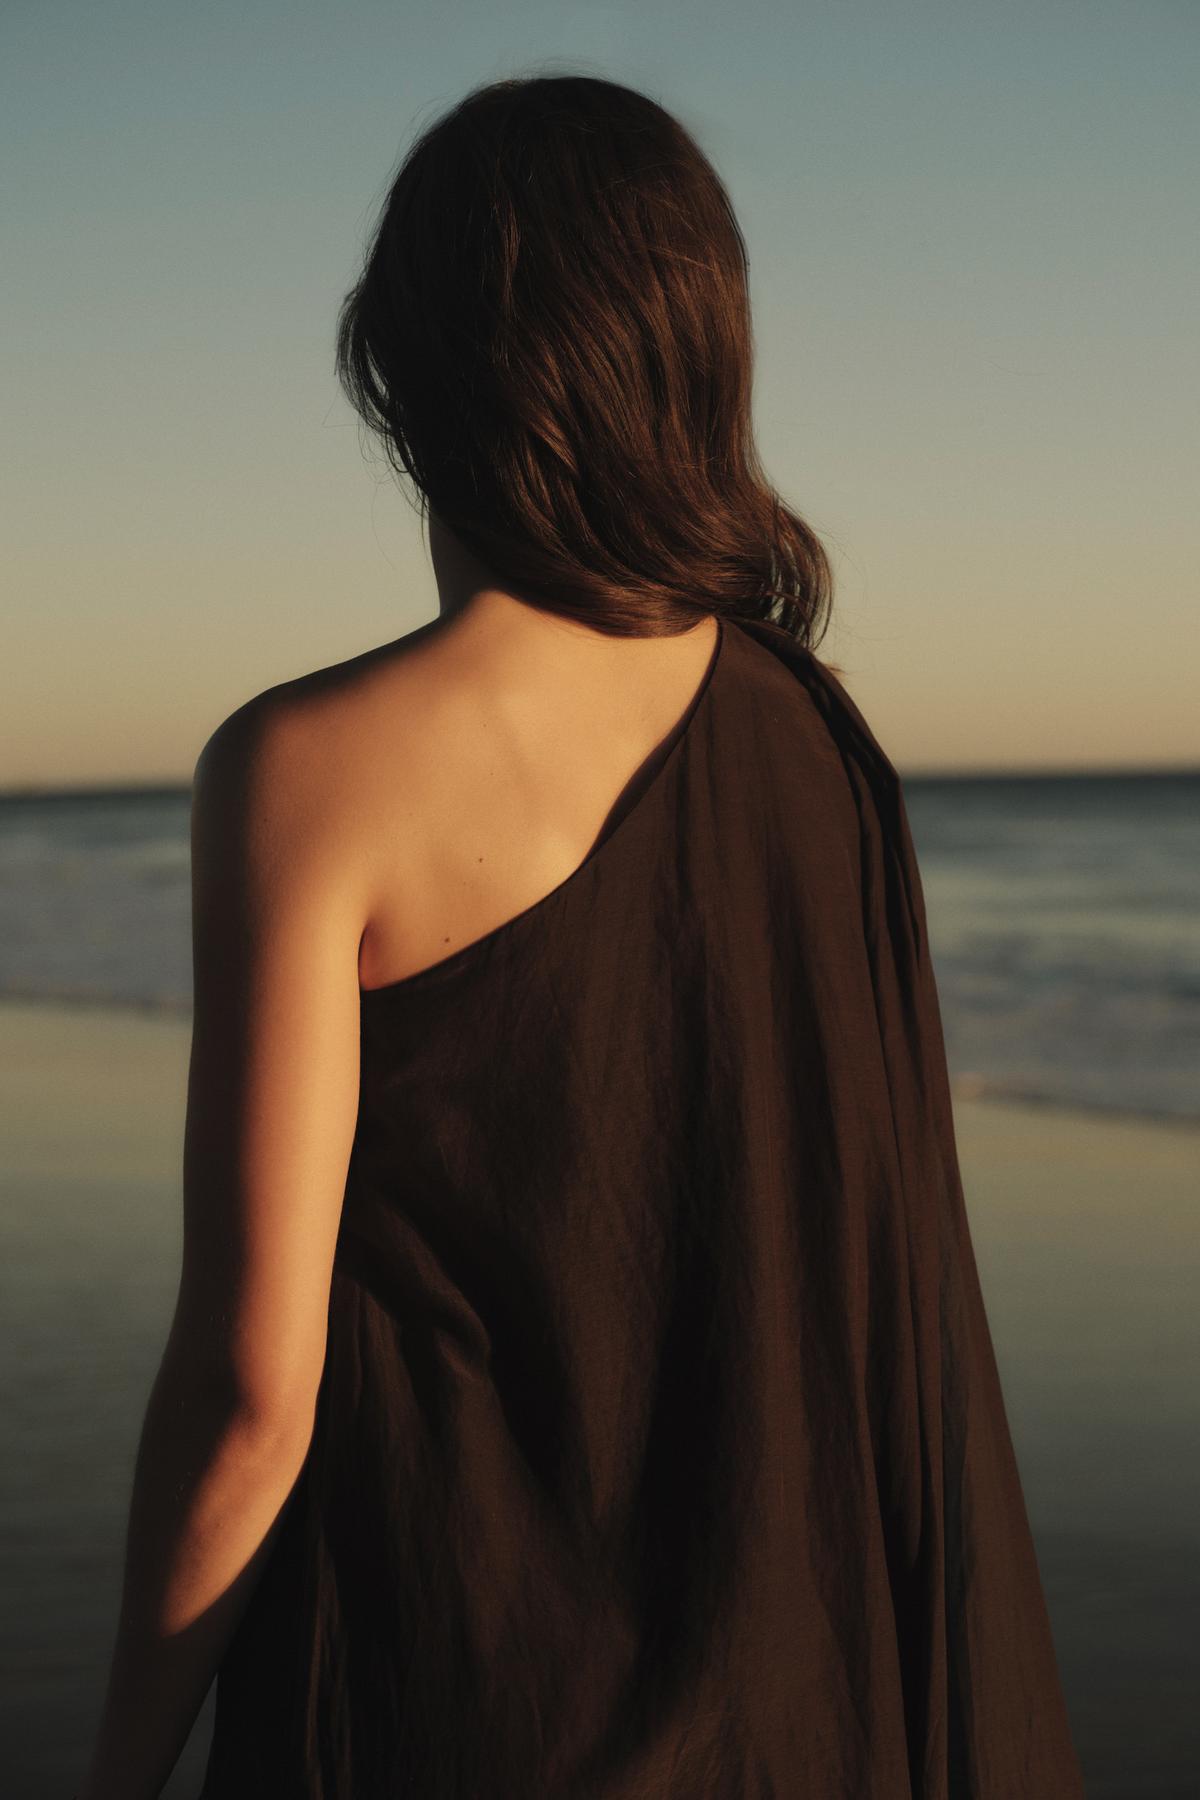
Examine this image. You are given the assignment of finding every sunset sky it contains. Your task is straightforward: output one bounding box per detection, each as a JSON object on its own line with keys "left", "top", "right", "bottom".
{"left": 3, "top": 0, "right": 1196, "bottom": 785}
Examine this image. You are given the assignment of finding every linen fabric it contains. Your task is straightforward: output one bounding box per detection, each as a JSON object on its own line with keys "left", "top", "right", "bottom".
{"left": 199, "top": 614, "right": 1085, "bottom": 1798}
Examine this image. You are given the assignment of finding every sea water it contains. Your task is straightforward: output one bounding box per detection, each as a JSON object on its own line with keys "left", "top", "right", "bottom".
{"left": 1, "top": 770, "right": 1196, "bottom": 1122}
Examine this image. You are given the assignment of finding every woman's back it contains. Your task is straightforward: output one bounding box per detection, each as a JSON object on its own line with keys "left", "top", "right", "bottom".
{"left": 199, "top": 613, "right": 1085, "bottom": 1798}
{"left": 348, "top": 596, "right": 723, "bottom": 995}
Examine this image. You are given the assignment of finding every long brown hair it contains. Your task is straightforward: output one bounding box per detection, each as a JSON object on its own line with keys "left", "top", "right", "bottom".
{"left": 335, "top": 72, "right": 833, "bottom": 647}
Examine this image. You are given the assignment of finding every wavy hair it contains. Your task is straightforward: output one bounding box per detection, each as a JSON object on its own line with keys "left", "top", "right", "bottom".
{"left": 335, "top": 72, "right": 833, "bottom": 646}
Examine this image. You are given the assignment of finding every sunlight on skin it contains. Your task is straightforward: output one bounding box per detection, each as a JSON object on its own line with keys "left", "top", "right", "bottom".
{"left": 74, "top": 518, "right": 730, "bottom": 1798}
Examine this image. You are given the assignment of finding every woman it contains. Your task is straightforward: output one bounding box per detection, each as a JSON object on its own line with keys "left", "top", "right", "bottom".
{"left": 79, "top": 74, "right": 1085, "bottom": 1798}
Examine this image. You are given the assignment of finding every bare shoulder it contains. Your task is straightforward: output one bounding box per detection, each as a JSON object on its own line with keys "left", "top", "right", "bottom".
{"left": 188, "top": 630, "right": 454, "bottom": 959}
{"left": 195, "top": 625, "right": 434, "bottom": 796}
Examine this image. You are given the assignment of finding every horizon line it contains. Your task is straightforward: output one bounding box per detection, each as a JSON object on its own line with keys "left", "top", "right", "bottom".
{"left": 2, "top": 762, "right": 1198, "bottom": 803}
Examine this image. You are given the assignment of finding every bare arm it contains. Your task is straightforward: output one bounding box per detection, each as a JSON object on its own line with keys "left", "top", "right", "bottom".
{"left": 78, "top": 694, "right": 366, "bottom": 1800}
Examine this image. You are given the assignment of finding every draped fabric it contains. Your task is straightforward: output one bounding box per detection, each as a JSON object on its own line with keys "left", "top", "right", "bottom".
{"left": 199, "top": 614, "right": 1084, "bottom": 1797}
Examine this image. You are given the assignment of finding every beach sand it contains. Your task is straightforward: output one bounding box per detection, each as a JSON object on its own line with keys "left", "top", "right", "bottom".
{"left": 2, "top": 999, "right": 1197, "bottom": 1797}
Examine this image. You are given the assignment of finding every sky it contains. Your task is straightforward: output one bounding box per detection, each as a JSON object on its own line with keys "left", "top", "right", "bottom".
{"left": 3, "top": 0, "right": 1197, "bottom": 784}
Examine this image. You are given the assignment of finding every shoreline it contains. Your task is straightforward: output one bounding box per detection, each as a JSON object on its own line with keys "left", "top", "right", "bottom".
{"left": 1, "top": 992, "right": 1195, "bottom": 1136}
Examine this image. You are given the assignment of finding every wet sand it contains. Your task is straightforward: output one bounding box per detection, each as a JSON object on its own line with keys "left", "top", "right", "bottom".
{"left": 2, "top": 999, "right": 1197, "bottom": 1796}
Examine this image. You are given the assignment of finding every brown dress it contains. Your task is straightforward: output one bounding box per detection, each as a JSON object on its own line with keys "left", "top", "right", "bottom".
{"left": 199, "top": 613, "right": 1085, "bottom": 1798}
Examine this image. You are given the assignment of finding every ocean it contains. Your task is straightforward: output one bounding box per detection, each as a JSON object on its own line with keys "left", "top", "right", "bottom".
{"left": 1, "top": 769, "right": 1197, "bottom": 1124}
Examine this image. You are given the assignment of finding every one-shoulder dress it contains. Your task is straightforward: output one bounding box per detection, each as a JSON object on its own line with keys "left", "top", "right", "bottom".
{"left": 198, "top": 613, "right": 1085, "bottom": 1798}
